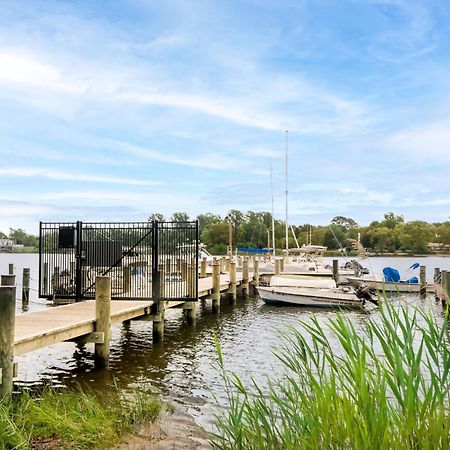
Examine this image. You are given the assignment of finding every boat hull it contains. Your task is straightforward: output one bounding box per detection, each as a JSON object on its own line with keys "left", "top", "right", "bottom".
{"left": 346, "top": 277, "right": 433, "bottom": 293}
{"left": 257, "top": 286, "right": 364, "bottom": 308}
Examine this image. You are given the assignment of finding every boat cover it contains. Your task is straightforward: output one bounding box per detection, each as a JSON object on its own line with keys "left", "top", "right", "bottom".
{"left": 383, "top": 267, "right": 400, "bottom": 282}
{"left": 404, "top": 276, "right": 419, "bottom": 284}
{"left": 237, "top": 247, "right": 273, "bottom": 253}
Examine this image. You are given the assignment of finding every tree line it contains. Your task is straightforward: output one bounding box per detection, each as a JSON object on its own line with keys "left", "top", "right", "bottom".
{"left": 3, "top": 212, "right": 449, "bottom": 255}
{"left": 150, "top": 211, "right": 450, "bottom": 255}
{"left": 0, "top": 228, "right": 39, "bottom": 248}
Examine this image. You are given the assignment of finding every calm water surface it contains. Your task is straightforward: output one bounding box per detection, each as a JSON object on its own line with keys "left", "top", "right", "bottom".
{"left": 1, "top": 253, "right": 450, "bottom": 431}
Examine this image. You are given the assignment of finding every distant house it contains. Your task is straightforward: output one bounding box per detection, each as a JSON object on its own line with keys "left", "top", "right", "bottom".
{"left": 0, "top": 239, "right": 15, "bottom": 251}
{"left": 428, "top": 242, "right": 450, "bottom": 253}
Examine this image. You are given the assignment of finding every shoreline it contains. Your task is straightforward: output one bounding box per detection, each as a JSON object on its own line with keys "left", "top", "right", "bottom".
{"left": 117, "top": 403, "right": 212, "bottom": 449}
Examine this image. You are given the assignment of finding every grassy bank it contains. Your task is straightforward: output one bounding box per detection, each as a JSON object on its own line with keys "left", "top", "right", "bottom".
{"left": 212, "top": 302, "right": 450, "bottom": 449}
{"left": 0, "top": 385, "right": 160, "bottom": 449}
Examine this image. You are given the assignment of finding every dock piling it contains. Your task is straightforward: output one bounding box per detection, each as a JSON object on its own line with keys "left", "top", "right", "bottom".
{"left": 332, "top": 260, "right": 339, "bottom": 283}
{"left": 0, "top": 285, "right": 16, "bottom": 400}
{"left": 123, "top": 266, "right": 131, "bottom": 294}
{"left": 353, "top": 261, "right": 360, "bottom": 277}
{"left": 200, "top": 258, "right": 207, "bottom": 278}
{"left": 22, "top": 268, "right": 30, "bottom": 304}
{"left": 434, "top": 268, "right": 441, "bottom": 300}
{"left": 275, "top": 258, "right": 281, "bottom": 275}
{"left": 229, "top": 260, "right": 237, "bottom": 305}
{"left": 94, "top": 276, "right": 112, "bottom": 369}
{"left": 212, "top": 258, "right": 220, "bottom": 312}
{"left": 1, "top": 275, "right": 15, "bottom": 286}
{"left": 444, "top": 271, "right": 450, "bottom": 305}
{"left": 441, "top": 270, "right": 448, "bottom": 305}
{"left": 242, "top": 258, "right": 249, "bottom": 297}
{"left": 419, "top": 265, "right": 427, "bottom": 299}
{"left": 253, "top": 258, "right": 259, "bottom": 287}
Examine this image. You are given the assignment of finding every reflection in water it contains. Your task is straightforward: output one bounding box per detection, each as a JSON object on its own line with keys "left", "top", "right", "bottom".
{"left": 5, "top": 253, "right": 450, "bottom": 431}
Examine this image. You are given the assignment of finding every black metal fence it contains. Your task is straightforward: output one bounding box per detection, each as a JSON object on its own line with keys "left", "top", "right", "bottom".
{"left": 39, "top": 221, "right": 198, "bottom": 301}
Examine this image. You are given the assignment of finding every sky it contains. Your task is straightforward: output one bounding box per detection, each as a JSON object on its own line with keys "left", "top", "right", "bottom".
{"left": 1, "top": 0, "right": 450, "bottom": 234}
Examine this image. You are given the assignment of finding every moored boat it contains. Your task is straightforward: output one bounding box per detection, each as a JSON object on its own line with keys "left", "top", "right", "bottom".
{"left": 257, "top": 285, "right": 367, "bottom": 308}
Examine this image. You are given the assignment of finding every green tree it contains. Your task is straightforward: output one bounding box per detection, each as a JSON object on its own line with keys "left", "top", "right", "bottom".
{"left": 171, "top": 212, "right": 190, "bottom": 222}
{"left": 331, "top": 216, "right": 358, "bottom": 230}
{"left": 381, "top": 212, "right": 404, "bottom": 229}
{"left": 148, "top": 213, "right": 165, "bottom": 222}
{"left": 197, "top": 213, "right": 221, "bottom": 235}
{"left": 8, "top": 228, "right": 38, "bottom": 247}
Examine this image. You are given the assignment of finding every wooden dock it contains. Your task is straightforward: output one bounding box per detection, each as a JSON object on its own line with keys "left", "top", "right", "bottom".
{"left": 0, "top": 259, "right": 257, "bottom": 398}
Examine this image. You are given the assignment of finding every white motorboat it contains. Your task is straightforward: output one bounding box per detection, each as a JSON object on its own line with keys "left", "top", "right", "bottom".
{"left": 345, "top": 276, "right": 434, "bottom": 293}
{"left": 257, "top": 285, "right": 367, "bottom": 308}
{"left": 269, "top": 274, "right": 336, "bottom": 289}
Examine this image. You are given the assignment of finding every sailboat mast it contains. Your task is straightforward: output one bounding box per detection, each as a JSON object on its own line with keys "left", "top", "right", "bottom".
{"left": 270, "top": 159, "right": 276, "bottom": 257}
{"left": 285, "top": 130, "right": 289, "bottom": 256}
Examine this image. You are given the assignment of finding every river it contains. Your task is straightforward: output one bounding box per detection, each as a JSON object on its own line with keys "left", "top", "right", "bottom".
{"left": 1, "top": 253, "right": 450, "bottom": 432}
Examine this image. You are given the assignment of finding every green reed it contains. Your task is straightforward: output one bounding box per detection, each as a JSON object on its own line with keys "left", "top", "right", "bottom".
{"left": 0, "top": 384, "right": 160, "bottom": 449}
{"left": 212, "top": 302, "right": 450, "bottom": 450}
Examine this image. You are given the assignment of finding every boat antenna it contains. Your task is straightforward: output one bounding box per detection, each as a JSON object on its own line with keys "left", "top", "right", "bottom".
{"left": 285, "top": 130, "right": 289, "bottom": 256}
{"left": 270, "top": 158, "right": 276, "bottom": 257}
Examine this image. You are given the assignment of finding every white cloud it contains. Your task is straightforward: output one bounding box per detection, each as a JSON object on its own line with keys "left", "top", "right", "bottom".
{"left": 385, "top": 120, "right": 450, "bottom": 158}
{"left": 116, "top": 142, "right": 237, "bottom": 170}
{"left": 0, "top": 167, "right": 162, "bottom": 186}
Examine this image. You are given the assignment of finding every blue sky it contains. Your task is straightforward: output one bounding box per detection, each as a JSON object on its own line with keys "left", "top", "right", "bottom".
{"left": 1, "top": 0, "right": 449, "bottom": 233}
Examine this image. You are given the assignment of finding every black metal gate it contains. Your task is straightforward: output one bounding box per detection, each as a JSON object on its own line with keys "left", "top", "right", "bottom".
{"left": 39, "top": 221, "right": 198, "bottom": 301}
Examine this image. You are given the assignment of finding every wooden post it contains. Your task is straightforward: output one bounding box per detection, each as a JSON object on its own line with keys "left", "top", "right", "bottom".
{"left": 275, "top": 258, "right": 281, "bottom": 275}
{"left": 186, "top": 264, "right": 196, "bottom": 299}
{"left": 70, "top": 261, "right": 76, "bottom": 277}
{"left": 22, "top": 268, "right": 30, "bottom": 304}
{"left": 419, "top": 265, "right": 427, "bottom": 299}
{"left": 434, "top": 268, "right": 441, "bottom": 300}
{"left": 123, "top": 266, "right": 131, "bottom": 294}
{"left": 280, "top": 258, "right": 285, "bottom": 273}
{"left": 159, "top": 264, "right": 166, "bottom": 298}
{"left": 444, "top": 271, "right": 450, "bottom": 305}
{"left": 185, "top": 264, "right": 197, "bottom": 325}
{"left": 253, "top": 258, "right": 259, "bottom": 287}
{"left": 441, "top": 270, "right": 447, "bottom": 304}
{"left": 181, "top": 261, "right": 188, "bottom": 281}
{"left": 353, "top": 261, "right": 360, "bottom": 277}
{"left": 8, "top": 264, "right": 13, "bottom": 275}
{"left": 219, "top": 257, "right": 225, "bottom": 274}
{"left": 94, "top": 276, "right": 112, "bottom": 369}
{"left": 200, "top": 258, "right": 207, "bottom": 278}
{"left": 242, "top": 258, "right": 249, "bottom": 297}
{"left": 226, "top": 257, "right": 231, "bottom": 274}
{"left": 43, "top": 262, "right": 48, "bottom": 295}
{"left": 153, "top": 269, "right": 165, "bottom": 342}
{"left": 212, "top": 258, "right": 220, "bottom": 312}
{"left": 53, "top": 266, "right": 60, "bottom": 294}
{"left": 229, "top": 260, "right": 237, "bottom": 305}
{"left": 1, "top": 275, "right": 15, "bottom": 286}
{"left": 0, "top": 286, "right": 15, "bottom": 400}
{"left": 332, "top": 259, "right": 339, "bottom": 283}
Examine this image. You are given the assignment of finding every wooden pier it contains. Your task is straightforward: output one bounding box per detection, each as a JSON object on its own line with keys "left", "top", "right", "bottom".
{"left": 0, "top": 257, "right": 257, "bottom": 399}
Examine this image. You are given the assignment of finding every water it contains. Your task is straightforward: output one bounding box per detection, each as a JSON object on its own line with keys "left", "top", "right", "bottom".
{"left": 2, "top": 253, "right": 450, "bottom": 432}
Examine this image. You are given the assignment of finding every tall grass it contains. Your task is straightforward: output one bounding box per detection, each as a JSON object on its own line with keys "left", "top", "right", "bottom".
{"left": 0, "top": 384, "right": 160, "bottom": 449}
{"left": 212, "top": 302, "right": 450, "bottom": 449}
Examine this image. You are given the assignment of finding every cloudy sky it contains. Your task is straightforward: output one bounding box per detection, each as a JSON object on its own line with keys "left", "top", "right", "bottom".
{"left": 1, "top": 0, "right": 449, "bottom": 233}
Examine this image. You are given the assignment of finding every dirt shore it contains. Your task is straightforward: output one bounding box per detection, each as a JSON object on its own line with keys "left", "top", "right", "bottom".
{"left": 116, "top": 404, "right": 213, "bottom": 450}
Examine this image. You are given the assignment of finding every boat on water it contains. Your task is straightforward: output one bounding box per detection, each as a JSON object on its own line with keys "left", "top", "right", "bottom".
{"left": 257, "top": 273, "right": 376, "bottom": 307}
{"left": 257, "top": 285, "right": 371, "bottom": 308}
{"left": 345, "top": 277, "right": 433, "bottom": 293}
{"left": 346, "top": 263, "right": 433, "bottom": 293}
